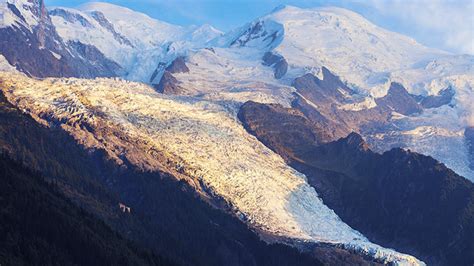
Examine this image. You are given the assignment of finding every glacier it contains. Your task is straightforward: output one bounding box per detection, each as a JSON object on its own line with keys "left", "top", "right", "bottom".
{"left": 0, "top": 71, "right": 423, "bottom": 265}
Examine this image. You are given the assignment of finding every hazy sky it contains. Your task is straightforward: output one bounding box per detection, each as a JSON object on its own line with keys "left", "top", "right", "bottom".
{"left": 44, "top": 0, "right": 474, "bottom": 55}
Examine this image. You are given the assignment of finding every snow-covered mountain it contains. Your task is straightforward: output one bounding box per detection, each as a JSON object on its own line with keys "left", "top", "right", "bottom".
{"left": 166, "top": 5, "right": 474, "bottom": 181}
{"left": 217, "top": 5, "right": 471, "bottom": 96}
{"left": 0, "top": 0, "right": 123, "bottom": 77}
{"left": 49, "top": 2, "right": 222, "bottom": 82}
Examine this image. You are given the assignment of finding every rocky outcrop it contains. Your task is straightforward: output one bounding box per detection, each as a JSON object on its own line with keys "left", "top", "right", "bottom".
{"left": 89, "top": 11, "right": 134, "bottom": 47}
{"left": 291, "top": 69, "right": 375, "bottom": 140}
{"left": 154, "top": 71, "right": 183, "bottom": 94}
{"left": 293, "top": 68, "right": 353, "bottom": 103}
{"left": 6, "top": 2, "right": 26, "bottom": 22}
{"left": 150, "top": 57, "right": 189, "bottom": 91}
{"left": 291, "top": 70, "right": 425, "bottom": 142}
{"left": 239, "top": 100, "right": 474, "bottom": 266}
{"left": 262, "top": 52, "right": 288, "bottom": 79}
{"left": 230, "top": 20, "right": 282, "bottom": 48}
{"left": 466, "top": 127, "right": 474, "bottom": 170}
{"left": 166, "top": 56, "right": 189, "bottom": 73}
{"left": 414, "top": 86, "right": 455, "bottom": 109}
{"left": 231, "top": 20, "right": 264, "bottom": 47}
{"left": 67, "top": 40, "right": 124, "bottom": 77}
{"left": 49, "top": 8, "right": 94, "bottom": 28}
{"left": 237, "top": 101, "right": 333, "bottom": 161}
{"left": 149, "top": 62, "right": 167, "bottom": 83}
{"left": 375, "top": 82, "right": 422, "bottom": 115}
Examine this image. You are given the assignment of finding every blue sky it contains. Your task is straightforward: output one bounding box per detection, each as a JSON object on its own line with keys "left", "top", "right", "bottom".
{"left": 44, "top": 0, "right": 474, "bottom": 55}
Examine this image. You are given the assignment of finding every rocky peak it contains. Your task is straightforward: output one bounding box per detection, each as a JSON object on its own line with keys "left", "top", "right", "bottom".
{"left": 262, "top": 51, "right": 288, "bottom": 79}
{"left": 317, "top": 67, "right": 353, "bottom": 95}
{"left": 341, "top": 132, "right": 370, "bottom": 152}
{"left": 387, "top": 82, "right": 409, "bottom": 95}
{"left": 49, "top": 8, "right": 93, "bottom": 28}
{"left": 416, "top": 86, "right": 455, "bottom": 109}
{"left": 375, "top": 82, "right": 422, "bottom": 115}
{"left": 229, "top": 19, "right": 283, "bottom": 49}
{"left": 88, "top": 10, "right": 133, "bottom": 47}
{"left": 1, "top": 0, "right": 124, "bottom": 78}
{"left": 154, "top": 71, "right": 183, "bottom": 94}
{"left": 293, "top": 69, "right": 351, "bottom": 102}
{"left": 166, "top": 56, "right": 189, "bottom": 73}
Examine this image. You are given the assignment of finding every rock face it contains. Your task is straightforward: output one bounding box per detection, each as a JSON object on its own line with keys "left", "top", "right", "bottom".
{"left": 291, "top": 69, "right": 382, "bottom": 140}
{"left": 237, "top": 101, "right": 333, "bottom": 161}
{"left": 165, "top": 56, "right": 189, "bottom": 74}
{"left": 239, "top": 100, "right": 474, "bottom": 266}
{"left": 67, "top": 40, "right": 124, "bottom": 77}
{"left": 151, "top": 57, "right": 188, "bottom": 93}
{"left": 293, "top": 68, "right": 353, "bottom": 103}
{"left": 154, "top": 71, "right": 183, "bottom": 94}
{"left": 291, "top": 69, "right": 428, "bottom": 143}
{"left": 262, "top": 52, "right": 288, "bottom": 79}
{"left": 414, "top": 86, "right": 455, "bottom": 109}
{"left": 88, "top": 10, "right": 133, "bottom": 47}
{"left": 230, "top": 20, "right": 282, "bottom": 48}
{"left": 375, "top": 82, "right": 422, "bottom": 115}
{"left": 0, "top": 0, "right": 122, "bottom": 78}
{"left": 466, "top": 127, "right": 474, "bottom": 170}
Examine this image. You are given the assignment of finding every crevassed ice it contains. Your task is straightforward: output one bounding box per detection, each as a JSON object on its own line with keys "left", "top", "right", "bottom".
{"left": 0, "top": 72, "right": 423, "bottom": 265}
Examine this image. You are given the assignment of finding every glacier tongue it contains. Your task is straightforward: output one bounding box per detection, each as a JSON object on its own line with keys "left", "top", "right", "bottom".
{"left": 0, "top": 72, "right": 423, "bottom": 265}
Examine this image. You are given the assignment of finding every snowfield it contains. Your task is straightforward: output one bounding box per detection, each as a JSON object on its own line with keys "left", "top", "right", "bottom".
{"left": 0, "top": 72, "right": 423, "bottom": 265}
{"left": 218, "top": 5, "right": 470, "bottom": 98}
{"left": 1, "top": 0, "right": 41, "bottom": 30}
{"left": 174, "top": 47, "right": 296, "bottom": 106}
{"left": 49, "top": 2, "right": 222, "bottom": 82}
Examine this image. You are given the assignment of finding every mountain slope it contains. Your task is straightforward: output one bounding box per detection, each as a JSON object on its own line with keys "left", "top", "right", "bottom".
{"left": 0, "top": 72, "right": 423, "bottom": 265}
{"left": 0, "top": 75, "right": 331, "bottom": 266}
{"left": 49, "top": 2, "right": 222, "bottom": 82}
{"left": 288, "top": 66, "right": 474, "bottom": 181}
{"left": 0, "top": 154, "right": 173, "bottom": 266}
{"left": 0, "top": 0, "right": 123, "bottom": 78}
{"left": 238, "top": 101, "right": 474, "bottom": 266}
